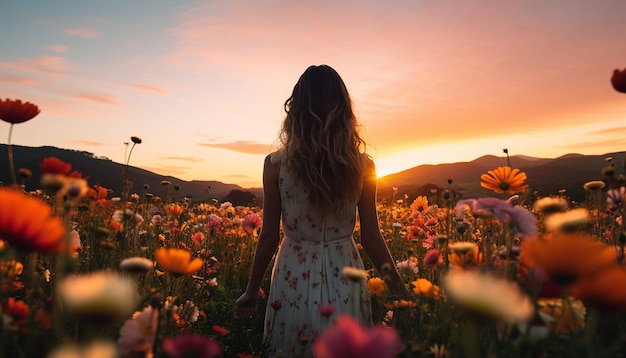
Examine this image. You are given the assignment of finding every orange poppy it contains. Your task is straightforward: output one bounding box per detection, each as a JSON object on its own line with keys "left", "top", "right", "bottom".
{"left": 480, "top": 166, "right": 529, "bottom": 194}
{"left": 39, "top": 157, "right": 72, "bottom": 175}
{"left": 0, "top": 188, "right": 66, "bottom": 253}
{"left": 0, "top": 98, "right": 40, "bottom": 124}
{"left": 570, "top": 266, "right": 626, "bottom": 312}
{"left": 155, "top": 248, "right": 204, "bottom": 276}
{"left": 520, "top": 233, "right": 618, "bottom": 286}
{"left": 366, "top": 277, "right": 386, "bottom": 296}
{"left": 167, "top": 203, "right": 184, "bottom": 217}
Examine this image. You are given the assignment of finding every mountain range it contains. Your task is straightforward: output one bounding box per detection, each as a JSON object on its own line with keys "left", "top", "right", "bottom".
{"left": 1, "top": 144, "right": 623, "bottom": 204}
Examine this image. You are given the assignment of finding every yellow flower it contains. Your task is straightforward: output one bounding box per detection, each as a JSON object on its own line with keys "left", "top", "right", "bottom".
{"left": 167, "top": 203, "right": 184, "bottom": 217}
{"left": 410, "top": 196, "right": 429, "bottom": 212}
{"left": 480, "top": 166, "right": 529, "bottom": 194}
{"left": 448, "top": 242, "right": 483, "bottom": 270}
{"left": 155, "top": 248, "right": 204, "bottom": 276}
{"left": 410, "top": 278, "right": 440, "bottom": 299}
{"left": 583, "top": 180, "right": 605, "bottom": 191}
{"left": 0, "top": 188, "right": 66, "bottom": 253}
{"left": 366, "top": 277, "right": 386, "bottom": 296}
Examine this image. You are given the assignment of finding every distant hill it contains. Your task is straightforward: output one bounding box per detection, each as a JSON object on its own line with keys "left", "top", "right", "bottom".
{"left": 1, "top": 144, "right": 623, "bottom": 205}
{"left": 377, "top": 152, "right": 624, "bottom": 203}
{"left": 0, "top": 144, "right": 263, "bottom": 204}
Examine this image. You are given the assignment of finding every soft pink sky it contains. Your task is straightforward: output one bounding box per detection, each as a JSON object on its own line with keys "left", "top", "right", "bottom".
{"left": 2, "top": 0, "right": 626, "bottom": 187}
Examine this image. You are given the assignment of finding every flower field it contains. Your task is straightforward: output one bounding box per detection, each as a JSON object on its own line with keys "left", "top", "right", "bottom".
{"left": 1, "top": 98, "right": 626, "bottom": 357}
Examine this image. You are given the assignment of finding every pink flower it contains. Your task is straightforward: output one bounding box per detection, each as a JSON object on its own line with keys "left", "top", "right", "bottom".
{"left": 162, "top": 335, "right": 221, "bottom": 358}
{"left": 313, "top": 315, "right": 405, "bottom": 358}
{"left": 318, "top": 304, "right": 336, "bottom": 317}
{"left": 424, "top": 249, "right": 443, "bottom": 267}
{"left": 242, "top": 213, "right": 262, "bottom": 235}
{"left": 117, "top": 306, "right": 159, "bottom": 357}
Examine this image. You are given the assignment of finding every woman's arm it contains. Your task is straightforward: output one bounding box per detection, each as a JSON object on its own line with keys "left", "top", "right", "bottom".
{"left": 235, "top": 154, "right": 282, "bottom": 318}
{"left": 357, "top": 157, "right": 414, "bottom": 300}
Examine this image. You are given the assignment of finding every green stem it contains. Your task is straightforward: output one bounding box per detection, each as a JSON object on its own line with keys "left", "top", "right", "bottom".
{"left": 7, "top": 123, "right": 17, "bottom": 185}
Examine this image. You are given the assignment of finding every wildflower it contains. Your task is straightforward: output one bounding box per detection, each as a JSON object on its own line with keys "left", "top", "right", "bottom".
{"left": 313, "top": 314, "right": 405, "bottom": 358}
{"left": 386, "top": 300, "right": 417, "bottom": 309}
{"left": 0, "top": 98, "right": 40, "bottom": 124}
{"left": 410, "top": 278, "right": 440, "bottom": 299}
{"left": 544, "top": 208, "right": 590, "bottom": 232}
{"left": 167, "top": 203, "right": 184, "bottom": 216}
{"left": 410, "top": 196, "right": 429, "bottom": 212}
{"left": 39, "top": 157, "right": 72, "bottom": 175}
{"left": 0, "top": 188, "right": 66, "bottom": 253}
{"left": 219, "top": 201, "right": 233, "bottom": 210}
{"left": 448, "top": 242, "right": 483, "bottom": 270}
{"left": 443, "top": 270, "right": 534, "bottom": 323}
{"left": 583, "top": 180, "right": 605, "bottom": 191}
{"left": 396, "top": 258, "right": 419, "bottom": 274}
{"left": 155, "top": 248, "right": 204, "bottom": 276}
{"left": 533, "top": 196, "right": 569, "bottom": 214}
{"left": 342, "top": 266, "right": 368, "bottom": 282}
{"left": 57, "top": 271, "right": 137, "bottom": 320}
{"left": 520, "top": 232, "right": 617, "bottom": 286}
{"left": 607, "top": 187, "right": 625, "bottom": 210}
{"left": 131, "top": 136, "right": 142, "bottom": 144}
{"left": 537, "top": 298, "right": 586, "bottom": 332}
{"left": 208, "top": 277, "right": 218, "bottom": 287}
{"left": 480, "top": 166, "right": 529, "bottom": 194}
{"left": 570, "top": 266, "right": 626, "bottom": 311}
{"left": 424, "top": 249, "right": 443, "bottom": 267}
{"left": 120, "top": 257, "right": 154, "bottom": 273}
{"left": 118, "top": 306, "right": 159, "bottom": 357}
{"left": 212, "top": 325, "right": 228, "bottom": 336}
{"left": 242, "top": 213, "right": 263, "bottom": 235}
{"left": 367, "top": 277, "right": 386, "bottom": 296}
{"left": 162, "top": 335, "right": 222, "bottom": 358}
{"left": 611, "top": 67, "right": 626, "bottom": 93}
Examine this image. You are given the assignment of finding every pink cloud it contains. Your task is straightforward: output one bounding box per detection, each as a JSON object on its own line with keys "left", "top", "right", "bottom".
{"left": 46, "top": 44, "right": 67, "bottom": 52}
{"left": 197, "top": 141, "right": 271, "bottom": 155}
{"left": 70, "top": 91, "right": 118, "bottom": 105}
{"left": 65, "top": 140, "right": 105, "bottom": 147}
{"left": 0, "top": 56, "right": 70, "bottom": 75}
{"left": 64, "top": 28, "right": 101, "bottom": 39}
{"left": 0, "top": 73, "right": 37, "bottom": 85}
{"left": 161, "top": 156, "right": 203, "bottom": 163}
{"left": 123, "top": 83, "right": 167, "bottom": 94}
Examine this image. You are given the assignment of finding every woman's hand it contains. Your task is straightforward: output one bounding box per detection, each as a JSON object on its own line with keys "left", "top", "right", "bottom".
{"left": 235, "top": 291, "right": 260, "bottom": 319}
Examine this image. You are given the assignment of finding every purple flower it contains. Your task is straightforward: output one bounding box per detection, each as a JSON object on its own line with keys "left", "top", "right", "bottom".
{"left": 313, "top": 314, "right": 405, "bottom": 358}
{"left": 424, "top": 249, "right": 442, "bottom": 267}
{"left": 607, "top": 187, "right": 625, "bottom": 210}
{"left": 455, "top": 198, "right": 537, "bottom": 239}
{"left": 162, "top": 335, "right": 221, "bottom": 358}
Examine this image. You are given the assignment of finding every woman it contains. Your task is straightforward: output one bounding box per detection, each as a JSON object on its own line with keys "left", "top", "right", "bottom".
{"left": 235, "top": 65, "right": 413, "bottom": 357}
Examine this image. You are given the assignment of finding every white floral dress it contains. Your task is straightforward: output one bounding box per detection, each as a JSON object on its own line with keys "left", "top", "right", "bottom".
{"left": 263, "top": 160, "right": 372, "bottom": 357}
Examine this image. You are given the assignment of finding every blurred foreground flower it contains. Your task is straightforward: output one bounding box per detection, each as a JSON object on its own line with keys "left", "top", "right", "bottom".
{"left": 155, "top": 248, "right": 204, "bottom": 276}
{"left": 0, "top": 187, "right": 66, "bottom": 253}
{"left": 47, "top": 340, "right": 119, "bottom": 358}
{"left": 520, "top": 232, "right": 617, "bottom": 286}
{"left": 480, "top": 166, "right": 528, "bottom": 194}
{"left": 57, "top": 271, "right": 137, "bottom": 320}
{"left": 533, "top": 196, "right": 568, "bottom": 214}
{"left": 313, "top": 314, "right": 405, "bottom": 358}
{"left": 0, "top": 98, "right": 40, "bottom": 124}
{"left": 162, "top": 335, "right": 222, "bottom": 358}
{"left": 570, "top": 266, "right": 626, "bottom": 311}
{"left": 120, "top": 257, "right": 154, "bottom": 273}
{"left": 538, "top": 298, "right": 586, "bottom": 333}
{"left": 611, "top": 67, "right": 626, "bottom": 93}
{"left": 448, "top": 242, "right": 483, "bottom": 270}
{"left": 118, "top": 306, "right": 159, "bottom": 358}
{"left": 543, "top": 208, "right": 590, "bottom": 232}
{"left": 342, "top": 266, "right": 368, "bottom": 282}
{"left": 443, "top": 270, "right": 534, "bottom": 323}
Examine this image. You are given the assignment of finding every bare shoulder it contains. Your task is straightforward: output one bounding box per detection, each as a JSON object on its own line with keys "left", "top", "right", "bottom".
{"left": 360, "top": 153, "right": 376, "bottom": 177}
{"left": 264, "top": 152, "right": 281, "bottom": 179}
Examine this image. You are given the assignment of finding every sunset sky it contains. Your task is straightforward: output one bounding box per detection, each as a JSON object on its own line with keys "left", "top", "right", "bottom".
{"left": 2, "top": 0, "right": 626, "bottom": 187}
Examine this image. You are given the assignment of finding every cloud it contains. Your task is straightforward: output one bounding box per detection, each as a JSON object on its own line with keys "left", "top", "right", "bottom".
{"left": 46, "top": 44, "right": 67, "bottom": 52}
{"left": 161, "top": 156, "right": 203, "bottom": 163}
{"left": 197, "top": 141, "right": 271, "bottom": 155}
{"left": 64, "top": 28, "right": 101, "bottom": 39}
{"left": 0, "top": 73, "right": 37, "bottom": 85}
{"left": 0, "top": 56, "right": 70, "bottom": 75}
{"left": 69, "top": 91, "right": 118, "bottom": 105}
{"left": 123, "top": 83, "right": 167, "bottom": 94}
{"left": 588, "top": 127, "right": 626, "bottom": 135}
{"left": 140, "top": 165, "right": 190, "bottom": 177}
{"left": 65, "top": 140, "right": 105, "bottom": 147}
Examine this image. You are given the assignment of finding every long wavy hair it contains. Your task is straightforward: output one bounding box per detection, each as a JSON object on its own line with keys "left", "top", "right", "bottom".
{"left": 279, "top": 65, "right": 367, "bottom": 215}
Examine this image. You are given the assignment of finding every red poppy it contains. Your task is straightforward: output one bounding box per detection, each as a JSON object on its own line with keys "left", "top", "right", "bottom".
{"left": 39, "top": 157, "right": 72, "bottom": 175}
{"left": 611, "top": 67, "right": 626, "bottom": 93}
{"left": 0, "top": 98, "right": 41, "bottom": 124}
